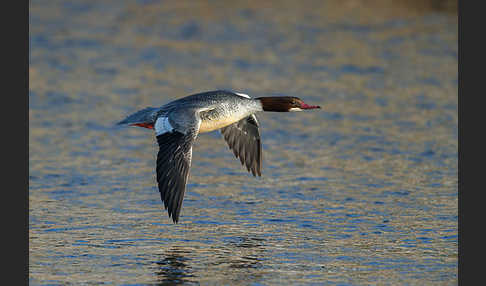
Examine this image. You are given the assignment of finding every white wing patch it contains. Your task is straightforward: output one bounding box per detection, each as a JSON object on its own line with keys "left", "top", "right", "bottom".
{"left": 235, "top": 92, "right": 250, "bottom": 99}
{"left": 155, "top": 116, "right": 174, "bottom": 135}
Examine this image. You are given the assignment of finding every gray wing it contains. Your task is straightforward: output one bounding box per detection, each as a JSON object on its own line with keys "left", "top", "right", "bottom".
{"left": 220, "top": 114, "right": 262, "bottom": 176}
{"left": 155, "top": 110, "right": 202, "bottom": 224}
{"left": 156, "top": 130, "right": 196, "bottom": 223}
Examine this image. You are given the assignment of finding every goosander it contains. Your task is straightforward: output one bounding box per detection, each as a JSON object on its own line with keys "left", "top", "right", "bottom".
{"left": 117, "top": 90, "right": 320, "bottom": 223}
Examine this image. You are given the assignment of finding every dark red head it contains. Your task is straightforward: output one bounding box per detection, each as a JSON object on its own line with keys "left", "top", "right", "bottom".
{"left": 256, "top": 96, "right": 321, "bottom": 112}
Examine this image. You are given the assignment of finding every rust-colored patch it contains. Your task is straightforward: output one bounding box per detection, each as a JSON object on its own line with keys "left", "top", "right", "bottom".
{"left": 131, "top": 123, "right": 154, "bottom": 129}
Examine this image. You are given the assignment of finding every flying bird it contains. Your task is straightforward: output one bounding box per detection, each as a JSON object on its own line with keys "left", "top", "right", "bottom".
{"left": 117, "top": 90, "right": 321, "bottom": 223}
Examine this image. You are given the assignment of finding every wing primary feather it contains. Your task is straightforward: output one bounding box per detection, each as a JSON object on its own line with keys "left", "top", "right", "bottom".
{"left": 256, "top": 138, "right": 262, "bottom": 176}
{"left": 245, "top": 141, "right": 252, "bottom": 172}
{"left": 155, "top": 130, "right": 196, "bottom": 223}
{"left": 250, "top": 141, "right": 257, "bottom": 176}
{"left": 220, "top": 115, "right": 262, "bottom": 177}
{"left": 238, "top": 142, "right": 246, "bottom": 166}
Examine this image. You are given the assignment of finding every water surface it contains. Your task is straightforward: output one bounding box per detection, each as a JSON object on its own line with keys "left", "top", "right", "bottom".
{"left": 30, "top": 0, "right": 457, "bottom": 284}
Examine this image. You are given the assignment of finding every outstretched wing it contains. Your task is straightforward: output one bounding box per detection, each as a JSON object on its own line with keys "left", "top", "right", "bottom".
{"left": 220, "top": 114, "right": 262, "bottom": 176}
{"left": 155, "top": 114, "right": 199, "bottom": 224}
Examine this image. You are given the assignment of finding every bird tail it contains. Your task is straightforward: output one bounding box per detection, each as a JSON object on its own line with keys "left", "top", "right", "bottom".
{"left": 117, "top": 107, "right": 160, "bottom": 129}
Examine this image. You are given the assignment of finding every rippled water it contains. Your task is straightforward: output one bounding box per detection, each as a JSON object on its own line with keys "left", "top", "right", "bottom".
{"left": 29, "top": 0, "right": 457, "bottom": 284}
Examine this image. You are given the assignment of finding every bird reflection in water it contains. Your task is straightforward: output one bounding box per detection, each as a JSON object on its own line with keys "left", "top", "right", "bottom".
{"left": 154, "top": 247, "right": 198, "bottom": 285}
{"left": 153, "top": 235, "right": 266, "bottom": 285}
{"left": 225, "top": 236, "right": 266, "bottom": 270}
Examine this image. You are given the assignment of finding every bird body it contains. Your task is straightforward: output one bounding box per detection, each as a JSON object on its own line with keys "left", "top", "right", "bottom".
{"left": 118, "top": 90, "right": 320, "bottom": 223}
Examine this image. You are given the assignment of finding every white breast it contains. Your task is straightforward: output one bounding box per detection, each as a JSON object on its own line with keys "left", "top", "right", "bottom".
{"left": 199, "top": 114, "right": 240, "bottom": 133}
